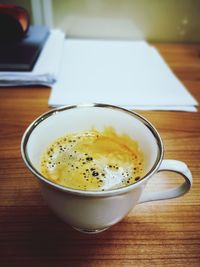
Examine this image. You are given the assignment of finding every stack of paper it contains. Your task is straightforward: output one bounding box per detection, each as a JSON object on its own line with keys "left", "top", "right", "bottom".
{"left": 49, "top": 39, "right": 198, "bottom": 111}
{"left": 0, "top": 29, "right": 65, "bottom": 86}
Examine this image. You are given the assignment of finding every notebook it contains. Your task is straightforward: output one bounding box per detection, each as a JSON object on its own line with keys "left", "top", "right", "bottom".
{"left": 0, "top": 25, "right": 49, "bottom": 71}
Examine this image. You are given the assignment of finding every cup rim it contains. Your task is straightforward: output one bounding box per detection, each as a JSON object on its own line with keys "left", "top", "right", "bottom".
{"left": 21, "top": 103, "right": 164, "bottom": 197}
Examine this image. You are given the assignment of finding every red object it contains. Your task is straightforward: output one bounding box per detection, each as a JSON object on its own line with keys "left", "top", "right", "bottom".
{"left": 0, "top": 4, "right": 29, "bottom": 40}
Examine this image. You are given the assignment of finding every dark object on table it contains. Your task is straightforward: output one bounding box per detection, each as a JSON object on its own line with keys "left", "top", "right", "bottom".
{"left": 0, "top": 4, "right": 29, "bottom": 41}
{"left": 0, "top": 5, "right": 49, "bottom": 72}
{"left": 0, "top": 25, "right": 50, "bottom": 71}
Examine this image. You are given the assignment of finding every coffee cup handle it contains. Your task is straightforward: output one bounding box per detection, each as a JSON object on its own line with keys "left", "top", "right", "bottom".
{"left": 138, "top": 159, "right": 192, "bottom": 204}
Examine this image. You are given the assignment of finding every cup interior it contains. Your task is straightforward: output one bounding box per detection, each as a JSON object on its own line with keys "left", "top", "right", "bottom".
{"left": 22, "top": 104, "right": 162, "bottom": 182}
{"left": 22, "top": 104, "right": 163, "bottom": 183}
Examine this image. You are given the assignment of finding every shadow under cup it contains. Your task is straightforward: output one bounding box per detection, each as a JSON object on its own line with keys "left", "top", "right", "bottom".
{"left": 21, "top": 104, "right": 163, "bottom": 232}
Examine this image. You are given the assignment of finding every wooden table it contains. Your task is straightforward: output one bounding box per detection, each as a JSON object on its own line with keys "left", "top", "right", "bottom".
{"left": 0, "top": 44, "right": 200, "bottom": 266}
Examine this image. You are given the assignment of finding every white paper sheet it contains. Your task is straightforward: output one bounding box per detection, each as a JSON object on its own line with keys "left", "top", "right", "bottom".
{"left": 48, "top": 39, "right": 198, "bottom": 111}
{"left": 0, "top": 29, "right": 65, "bottom": 86}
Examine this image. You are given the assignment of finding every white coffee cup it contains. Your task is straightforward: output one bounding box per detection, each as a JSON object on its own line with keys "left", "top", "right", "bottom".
{"left": 21, "top": 104, "right": 192, "bottom": 234}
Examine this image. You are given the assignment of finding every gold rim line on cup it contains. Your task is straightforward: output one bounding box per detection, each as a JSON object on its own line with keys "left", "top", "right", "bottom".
{"left": 21, "top": 103, "right": 164, "bottom": 197}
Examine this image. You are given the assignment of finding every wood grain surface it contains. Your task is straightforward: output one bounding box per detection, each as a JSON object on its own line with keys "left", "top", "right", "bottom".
{"left": 0, "top": 44, "right": 200, "bottom": 266}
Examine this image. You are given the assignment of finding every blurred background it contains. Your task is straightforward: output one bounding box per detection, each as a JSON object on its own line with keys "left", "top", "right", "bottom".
{"left": 1, "top": 0, "right": 200, "bottom": 42}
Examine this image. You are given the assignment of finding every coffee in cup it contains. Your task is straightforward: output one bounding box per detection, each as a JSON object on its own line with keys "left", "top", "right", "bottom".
{"left": 40, "top": 127, "right": 144, "bottom": 191}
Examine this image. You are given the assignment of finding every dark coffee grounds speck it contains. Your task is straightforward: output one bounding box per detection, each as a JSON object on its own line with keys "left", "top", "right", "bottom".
{"left": 92, "top": 171, "right": 99, "bottom": 177}
{"left": 86, "top": 157, "right": 93, "bottom": 161}
{"left": 135, "top": 176, "right": 140, "bottom": 181}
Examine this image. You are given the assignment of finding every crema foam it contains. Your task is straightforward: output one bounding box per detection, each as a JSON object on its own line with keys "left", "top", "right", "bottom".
{"left": 40, "top": 127, "right": 144, "bottom": 191}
